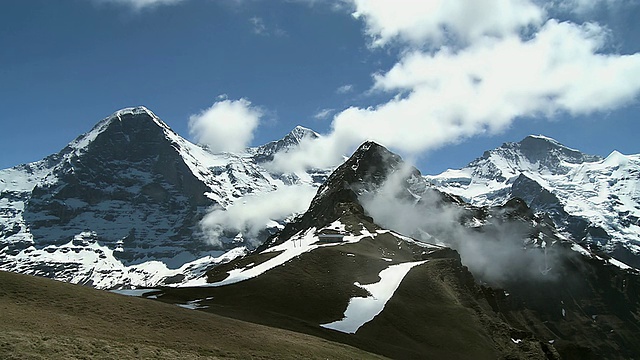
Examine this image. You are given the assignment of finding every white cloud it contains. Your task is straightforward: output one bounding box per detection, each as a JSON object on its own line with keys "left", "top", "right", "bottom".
{"left": 95, "top": 0, "right": 184, "bottom": 10}
{"left": 313, "top": 108, "right": 335, "bottom": 120}
{"left": 250, "top": 16, "right": 268, "bottom": 35}
{"left": 333, "top": 20, "right": 640, "bottom": 153}
{"left": 348, "top": 0, "right": 544, "bottom": 46}
{"left": 336, "top": 84, "right": 354, "bottom": 94}
{"left": 266, "top": 134, "right": 349, "bottom": 174}
{"left": 549, "top": 0, "right": 635, "bottom": 15}
{"left": 248, "top": 16, "right": 287, "bottom": 37}
{"left": 199, "top": 185, "right": 317, "bottom": 246}
{"left": 188, "top": 98, "right": 263, "bottom": 153}
{"left": 269, "top": 17, "right": 640, "bottom": 170}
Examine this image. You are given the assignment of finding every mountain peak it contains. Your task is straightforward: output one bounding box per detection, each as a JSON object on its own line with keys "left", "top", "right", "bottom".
{"left": 289, "top": 125, "right": 319, "bottom": 141}
{"left": 112, "top": 106, "right": 154, "bottom": 118}
{"left": 251, "top": 125, "right": 320, "bottom": 163}
{"left": 603, "top": 149, "right": 630, "bottom": 167}
{"left": 67, "top": 106, "right": 172, "bottom": 154}
{"left": 518, "top": 134, "right": 579, "bottom": 154}
{"left": 258, "top": 141, "right": 411, "bottom": 250}
{"left": 468, "top": 134, "right": 602, "bottom": 178}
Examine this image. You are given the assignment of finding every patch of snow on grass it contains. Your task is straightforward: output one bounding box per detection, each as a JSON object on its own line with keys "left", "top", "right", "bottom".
{"left": 176, "top": 300, "right": 209, "bottom": 310}
{"left": 202, "top": 222, "right": 378, "bottom": 287}
{"left": 320, "top": 260, "right": 428, "bottom": 334}
{"left": 110, "top": 289, "right": 159, "bottom": 297}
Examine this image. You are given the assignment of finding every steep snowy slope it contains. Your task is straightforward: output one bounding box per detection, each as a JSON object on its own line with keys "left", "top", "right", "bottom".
{"left": 0, "top": 107, "right": 330, "bottom": 289}
{"left": 427, "top": 135, "right": 640, "bottom": 268}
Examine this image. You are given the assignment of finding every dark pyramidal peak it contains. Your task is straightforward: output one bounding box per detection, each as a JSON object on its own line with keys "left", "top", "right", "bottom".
{"left": 0, "top": 107, "right": 329, "bottom": 289}
{"left": 258, "top": 141, "right": 413, "bottom": 250}
{"left": 25, "top": 106, "right": 211, "bottom": 254}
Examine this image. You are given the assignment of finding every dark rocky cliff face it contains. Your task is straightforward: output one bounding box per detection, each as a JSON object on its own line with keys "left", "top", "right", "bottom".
{"left": 23, "top": 109, "right": 216, "bottom": 263}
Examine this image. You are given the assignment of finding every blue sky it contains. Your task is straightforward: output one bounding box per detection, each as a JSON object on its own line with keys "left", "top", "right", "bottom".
{"left": 2, "top": 0, "right": 640, "bottom": 174}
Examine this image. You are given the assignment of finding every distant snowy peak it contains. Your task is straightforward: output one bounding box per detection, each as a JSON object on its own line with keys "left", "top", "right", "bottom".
{"left": 469, "top": 135, "right": 603, "bottom": 180}
{"left": 288, "top": 125, "right": 320, "bottom": 142}
{"left": 427, "top": 135, "right": 640, "bottom": 269}
{"left": 250, "top": 125, "right": 320, "bottom": 163}
{"left": 428, "top": 135, "right": 602, "bottom": 197}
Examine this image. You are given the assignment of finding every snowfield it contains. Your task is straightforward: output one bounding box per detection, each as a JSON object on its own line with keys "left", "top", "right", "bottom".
{"left": 321, "top": 260, "right": 428, "bottom": 334}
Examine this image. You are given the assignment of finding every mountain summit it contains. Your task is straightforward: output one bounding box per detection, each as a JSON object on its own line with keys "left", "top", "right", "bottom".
{"left": 0, "top": 107, "right": 328, "bottom": 288}
{"left": 428, "top": 135, "right": 640, "bottom": 268}
{"left": 158, "top": 139, "right": 640, "bottom": 359}
{"left": 250, "top": 125, "right": 319, "bottom": 163}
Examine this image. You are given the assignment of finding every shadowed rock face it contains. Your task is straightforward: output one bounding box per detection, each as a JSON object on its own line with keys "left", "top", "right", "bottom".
{"left": 24, "top": 109, "right": 215, "bottom": 262}
{"left": 0, "top": 107, "right": 335, "bottom": 289}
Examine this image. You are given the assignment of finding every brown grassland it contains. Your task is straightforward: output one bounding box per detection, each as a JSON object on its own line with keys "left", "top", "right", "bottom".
{"left": 0, "top": 270, "right": 385, "bottom": 359}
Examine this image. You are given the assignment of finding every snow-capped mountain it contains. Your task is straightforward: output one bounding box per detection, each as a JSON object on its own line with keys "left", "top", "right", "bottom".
{"left": 152, "top": 141, "right": 640, "bottom": 359}
{"left": 427, "top": 135, "right": 640, "bottom": 268}
{"left": 2, "top": 113, "right": 639, "bottom": 358}
{"left": 0, "top": 107, "right": 330, "bottom": 289}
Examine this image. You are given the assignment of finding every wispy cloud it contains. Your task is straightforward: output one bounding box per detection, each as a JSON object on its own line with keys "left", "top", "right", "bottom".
{"left": 249, "top": 16, "right": 287, "bottom": 37}
{"left": 336, "top": 84, "right": 354, "bottom": 94}
{"left": 360, "top": 163, "right": 563, "bottom": 284}
{"left": 199, "top": 184, "right": 317, "bottom": 247}
{"left": 313, "top": 108, "right": 335, "bottom": 120}
{"left": 188, "top": 97, "right": 263, "bottom": 153}
{"left": 250, "top": 16, "right": 267, "bottom": 35}
{"left": 93, "top": 0, "right": 185, "bottom": 10}
{"left": 549, "top": 0, "right": 636, "bottom": 15}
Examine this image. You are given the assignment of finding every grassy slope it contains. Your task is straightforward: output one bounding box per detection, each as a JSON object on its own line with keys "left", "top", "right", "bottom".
{"left": 160, "top": 224, "right": 555, "bottom": 360}
{"left": 0, "top": 270, "right": 386, "bottom": 360}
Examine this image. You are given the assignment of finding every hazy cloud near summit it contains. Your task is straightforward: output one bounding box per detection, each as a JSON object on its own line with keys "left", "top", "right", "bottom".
{"left": 188, "top": 98, "right": 263, "bottom": 153}
{"left": 199, "top": 184, "right": 317, "bottom": 247}
{"left": 360, "top": 163, "right": 561, "bottom": 284}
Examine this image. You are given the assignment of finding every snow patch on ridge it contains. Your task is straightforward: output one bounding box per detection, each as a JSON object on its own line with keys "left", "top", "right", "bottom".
{"left": 321, "top": 260, "right": 428, "bottom": 334}
{"left": 196, "top": 221, "right": 379, "bottom": 287}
